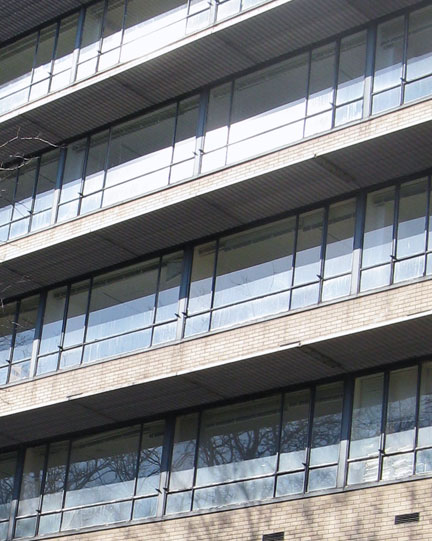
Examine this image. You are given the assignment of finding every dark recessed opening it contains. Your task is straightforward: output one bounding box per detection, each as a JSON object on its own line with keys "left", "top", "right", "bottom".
{"left": 395, "top": 512, "right": 420, "bottom": 525}
{"left": 263, "top": 533, "right": 284, "bottom": 541}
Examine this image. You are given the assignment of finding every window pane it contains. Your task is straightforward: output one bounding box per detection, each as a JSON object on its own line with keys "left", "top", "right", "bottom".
{"left": 204, "top": 83, "right": 231, "bottom": 154}
{"left": 188, "top": 242, "right": 216, "bottom": 314}
{"left": 87, "top": 261, "right": 158, "bottom": 342}
{"left": 155, "top": 252, "right": 183, "bottom": 323}
{"left": 310, "top": 382, "right": 343, "bottom": 466}
{"left": 170, "top": 413, "right": 199, "bottom": 490}
{"left": 136, "top": 420, "right": 164, "bottom": 496}
{"left": 307, "top": 44, "right": 335, "bottom": 116}
{"left": 293, "top": 209, "right": 324, "bottom": 286}
{"left": 350, "top": 374, "right": 383, "bottom": 459}
{"left": 39, "top": 287, "right": 66, "bottom": 355}
{"left": 385, "top": 367, "right": 418, "bottom": 452}
{"left": 63, "top": 281, "right": 89, "bottom": 348}
{"left": 276, "top": 471, "right": 304, "bottom": 496}
{"left": 324, "top": 199, "right": 355, "bottom": 278}
{"left": 362, "top": 187, "right": 395, "bottom": 268}
{"left": 347, "top": 459, "right": 379, "bottom": 485}
{"left": 382, "top": 453, "right": 414, "bottom": 480}
{"left": 307, "top": 465, "right": 337, "bottom": 491}
{"left": 396, "top": 178, "right": 427, "bottom": 258}
{"left": 336, "top": 31, "right": 366, "bottom": 106}
{"left": 18, "top": 446, "right": 46, "bottom": 516}
{"left": 0, "top": 452, "right": 17, "bottom": 520}
{"left": 374, "top": 17, "right": 404, "bottom": 93}
{"left": 65, "top": 426, "right": 140, "bottom": 507}
{"left": 279, "top": 389, "right": 310, "bottom": 471}
{"left": 230, "top": 55, "right": 308, "bottom": 147}
{"left": 196, "top": 396, "right": 280, "bottom": 485}
{"left": 418, "top": 361, "right": 432, "bottom": 447}
{"left": 60, "top": 139, "right": 86, "bottom": 206}
{"left": 42, "top": 441, "right": 68, "bottom": 513}
{"left": 214, "top": 219, "right": 295, "bottom": 308}
{"left": 106, "top": 106, "right": 176, "bottom": 190}
{"left": 61, "top": 501, "right": 131, "bottom": 531}
{"left": 12, "top": 296, "right": 39, "bottom": 363}
{"left": 406, "top": 6, "right": 432, "bottom": 81}
{"left": 193, "top": 477, "right": 273, "bottom": 510}
{"left": 0, "top": 302, "right": 16, "bottom": 370}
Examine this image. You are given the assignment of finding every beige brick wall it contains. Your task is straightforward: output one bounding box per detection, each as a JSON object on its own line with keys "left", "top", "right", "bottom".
{"left": 1, "top": 98, "right": 431, "bottom": 265}
{"left": 45, "top": 478, "right": 432, "bottom": 540}
{"left": 0, "top": 277, "right": 430, "bottom": 419}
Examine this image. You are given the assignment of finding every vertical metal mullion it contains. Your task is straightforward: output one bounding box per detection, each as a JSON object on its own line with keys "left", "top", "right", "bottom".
{"left": 70, "top": 7, "right": 86, "bottom": 83}
{"left": 400, "top": 13, "right": 409, "bottom": 105}
{"left": 77, "top": 136, "right": 91, "bottom": 217}
{"left": 351, "top": 193, "right": 366, "bottom": 295}
{"left": 207, "top": 238, "right": 220, "bottom": 332}
{"left": 177, "top": 247, "right": 193, "bottom": 340}
{"left": 391, "top": 184, "right": 401, "bottom": 284}
{"left": 303, "top": 386, "right": 315, "bottom": 494}
{"left": 194, "top": 89, "right": 209, "bottom": 177}
{"left": 289, "top": 214, "right": 300, "bottom": 310}
{"left": 58, "top": 440, "right": 73, "bottom": 533}
{"left": 336, "top": 377, "right": 354, "bottom": 488}
{"left": 51, "top": 147, "right": 67, "bottom": 225}
{"left": 167, "top": 101, "right": 180, "bottom": 185}
{"left": 273, "top": 392, "right": 285, "bottom": 498}
{"left": 190, "top": 410, "right": 203, "bottom": 512}
{"left": 157, "top": 416, "right": 175, "bottom": 516}
{"left": 7, "top": 447, "right": 25, "bottom": 541}
{"left": 413, "top": 361, "right": 422, "bottom": 476}
{"left": 80, "top": 277, "right": 94, "bottom": 366}
{"left": 332, "top": 38, "right": 341, "bottom": 130}
{"left": 131, "top": 422, "right": 144, "bottom": 521}
{"left": 363, "top": 24, "right": 377, "bottom": 118}
{"left": 378, "top": 371, "right": 390, "bottom": 482}
{"left": 29, "top": 292, "right": 46, "bottom": 379}
{"left": 318, "top": 206, "right": 329, "bottom": 303}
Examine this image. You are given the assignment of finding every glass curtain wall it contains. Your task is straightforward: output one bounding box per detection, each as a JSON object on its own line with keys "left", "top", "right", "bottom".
{"left": 0, "top": 174, "right": 431, "bottom": 385}
{"left": 0, "top": 0, "right": 268, "bottom": 115}
{"left": 2, "top": 360, "right": 432, "bottom": 538}
{"left": 1, "top": 6, "right": 432, "bottom": 241}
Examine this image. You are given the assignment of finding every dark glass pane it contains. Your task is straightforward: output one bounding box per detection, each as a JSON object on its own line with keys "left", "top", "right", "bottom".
{"left": 136, "top": 420, "right": 165, "bottom": 496}
{"left": 0, "top": 451, "right": 17, "bottom": 520}
{"left": 12, "top": 296, "right": 39, "bottom": 363}
{"left": 196, "top": 396, "right": 280, "bottom": 485}
{"left": 39, "top": 287, "right": 66, "bottom": 356}
{"left": 17, "top": 446, "right": 46, "bottom": 516}
{"left": 66, "top": 426, "right": 140, "bottom": 507}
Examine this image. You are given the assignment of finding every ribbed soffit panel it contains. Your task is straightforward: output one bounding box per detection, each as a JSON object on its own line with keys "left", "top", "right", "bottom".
{"left": 0, "top": 310, "right": 430, "bottom": 448}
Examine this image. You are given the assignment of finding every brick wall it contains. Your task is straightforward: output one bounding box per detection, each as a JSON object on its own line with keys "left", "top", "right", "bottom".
{"left": 0, "top": 278, "right": 430, "bottom": 420}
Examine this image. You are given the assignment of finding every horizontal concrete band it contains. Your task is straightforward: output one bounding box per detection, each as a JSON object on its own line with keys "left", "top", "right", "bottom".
{"left": 0, "top": 279, "right": 431, "bottom": 448}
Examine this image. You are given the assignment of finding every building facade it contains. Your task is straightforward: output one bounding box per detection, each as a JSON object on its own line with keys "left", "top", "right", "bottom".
{"left": 0, "top": 0, "right": 432, "bottom": 539}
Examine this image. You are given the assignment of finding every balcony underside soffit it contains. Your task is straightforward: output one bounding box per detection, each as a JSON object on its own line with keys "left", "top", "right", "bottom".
{"left": 1, "top": 107, "right": 432, "bottom": 300}
{"left": 0, "top": 307, "right": 430, "bottom": 449}
{"left": 0, "top": 0, "right": 424, "bottom": 162}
